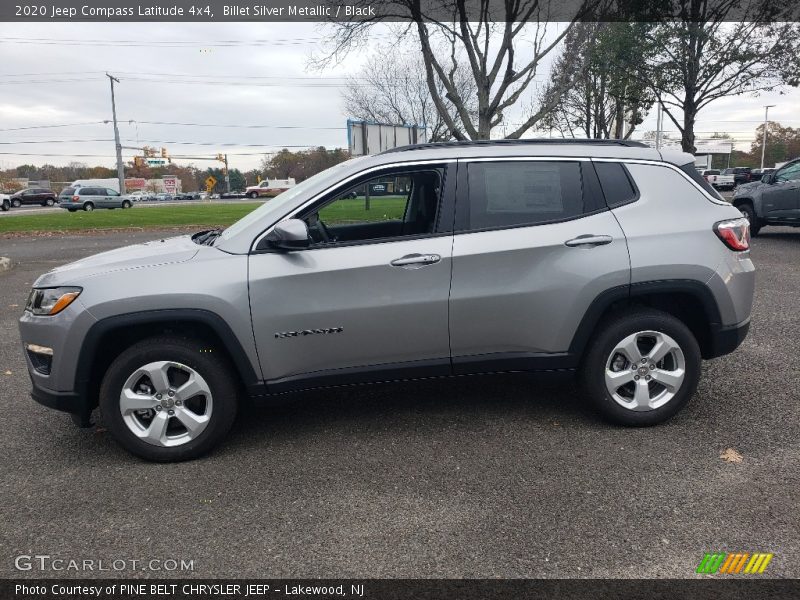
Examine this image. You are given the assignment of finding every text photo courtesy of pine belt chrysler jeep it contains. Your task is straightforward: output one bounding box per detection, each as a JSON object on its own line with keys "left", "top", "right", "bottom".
{"left": 19, "top": 140, "right": 755, "bottom": 462}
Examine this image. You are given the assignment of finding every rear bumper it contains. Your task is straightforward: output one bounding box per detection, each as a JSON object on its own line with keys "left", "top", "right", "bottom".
{"left": 708, "top": 319, "right": 750, "bottom": 359}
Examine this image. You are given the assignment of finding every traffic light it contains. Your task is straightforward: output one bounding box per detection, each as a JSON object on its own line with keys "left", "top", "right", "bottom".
{"left": 216, "top": 154, "right": 224, "bottom": 162}
{"left": 161, "top": 147, "right": 168, "bottom": 158}
{"left": 134, "top": 157, "right": 144, "bottom": 167}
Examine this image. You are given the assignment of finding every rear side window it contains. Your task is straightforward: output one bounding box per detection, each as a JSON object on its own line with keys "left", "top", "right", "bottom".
{"left": 81, "top": 188, "right": 98, "bottom": 196}
{"left": 60, "top": 187, "right": 76, "bottom": 196}
{"left": 464, "top": 161, "right": 587, "bottom": 230}
{"left": 594, "top": 162, "right": 637, "bottom": 207}
{"left": 679, "top": 163, "right": 723, "bottom": 200}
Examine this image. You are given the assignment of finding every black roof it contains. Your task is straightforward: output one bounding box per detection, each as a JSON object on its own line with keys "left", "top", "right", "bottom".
{"left": 380, "top": 138, "right": 649, "bottom": 154}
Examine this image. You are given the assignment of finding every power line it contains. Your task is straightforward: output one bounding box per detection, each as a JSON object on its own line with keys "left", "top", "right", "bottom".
{"left": 0, "top": 121, "right": 107, "bottom": 132}
{"left": 0, "top": 139, "right": 113, "bottom": 144}
{"left": 126, "top": 120, "right": 345, "bottom": 130}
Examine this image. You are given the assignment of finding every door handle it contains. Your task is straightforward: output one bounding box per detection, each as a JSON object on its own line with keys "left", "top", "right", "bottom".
{"left": 564, "top": 234, "right": 614, "bottom": 247}
{"left": 390, "top": 253, "right": 441, "bottom": 267}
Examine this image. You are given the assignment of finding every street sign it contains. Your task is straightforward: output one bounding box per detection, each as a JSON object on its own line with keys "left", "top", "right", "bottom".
{"left": 205, "top": 175, "right": 217, "bottom": 192}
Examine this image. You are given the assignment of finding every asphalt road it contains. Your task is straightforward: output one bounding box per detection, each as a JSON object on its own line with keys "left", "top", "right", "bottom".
{"left": 0, "top": 227, "right": 798, "bottom": 579}
{"left": 0, "top": 198, "right": 258, "bottom": 218}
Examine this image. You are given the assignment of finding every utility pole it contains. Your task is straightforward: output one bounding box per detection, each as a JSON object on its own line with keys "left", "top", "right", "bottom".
{"left": 106, "top": 73, "right": 125, "bottom": 194}
{"left": 224, "top": 154, "right": 230, "bottom": 192}
{"left": 655, "top": 102, "right": 663, "bottom": 150}
{"left": 760, "top": 104, "right": 775, "bottom": 170}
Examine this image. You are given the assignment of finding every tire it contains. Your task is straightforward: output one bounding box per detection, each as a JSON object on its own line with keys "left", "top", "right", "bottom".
{"left": 11, "top": 198, "right": 21, "bottom": 208}
{"left": 249, "top": 191, "right": 259, "bottom": 199}
{"left": 122, "top": 200, "right": 132, "bottom": 209}
{"left": 738, "top": 203, "right": 761, "bottom": 236}
{"left": 1, "top": 200, "right": 8, "bottom": 211}
{"left": 99, "top": 335, "right": 239, "bottom": 462}
{"left": 83, "top": 202, "right": 94, "bottom": 212}
{"left": 44, "top": 198, "right": 55, "bottom": 206}
{"left": 580, "top": 309, "right": 701, "bottom": 427}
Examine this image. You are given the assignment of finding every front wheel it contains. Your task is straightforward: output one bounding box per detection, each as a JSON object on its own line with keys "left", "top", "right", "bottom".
{"left": 1, "top": 200, "right": 8, "bottom": 211}
{"left": 738, "top": 203, "right": 761, "bottom": 236}
{"left": 44, "top": 198, "right": 55, "bottom": 206}
{"left": 99, "top": 335, "right": 239, "bottom": 461}
{"left": 122, "top": 200, "right": 132, "bottom": 209}
{"left": 581, "top": 309, "right": 701, "bottom": 426}
{"left": 11, "top": 198, "right": 21, "bottom": 208}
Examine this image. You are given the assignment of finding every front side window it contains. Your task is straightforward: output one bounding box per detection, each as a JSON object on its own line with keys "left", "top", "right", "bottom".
{"left": 301, "top": 169, "right": 443, "bottom": 245}
{"left": 106, "top": 188, "right": 120, "bottom": 196}
{"left": 776, "top": 161, "right": 800, "bottom": 182}
{"left": 464, "top": 161, "right": 586, "bottom": 230}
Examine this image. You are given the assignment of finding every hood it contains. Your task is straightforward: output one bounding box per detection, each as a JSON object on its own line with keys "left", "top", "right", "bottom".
{"left": 734, "top": 181, "right": 761, "bottom": 195}
{"left": 34, "top": 235, "right": 200, "bottom": 287}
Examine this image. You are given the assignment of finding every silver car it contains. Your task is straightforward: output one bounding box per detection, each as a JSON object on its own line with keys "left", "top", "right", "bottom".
{"left": 59, "top": 186, "right": 133, "bottom": 212}
{"left": 20, "top": 140, "right": 755, "bottom": 461}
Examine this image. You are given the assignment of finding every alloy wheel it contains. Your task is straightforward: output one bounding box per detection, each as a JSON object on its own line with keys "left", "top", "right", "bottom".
{"left": 119, "top": 361, "right": 213, "bottom": 447}
{"left": 604, "top": 330, "right": 686, "bottom": 412}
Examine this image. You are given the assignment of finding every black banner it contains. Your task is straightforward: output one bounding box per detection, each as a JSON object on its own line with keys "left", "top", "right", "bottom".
{"left": 2, "top": 0, "right": 799, "bottom": 23}
{"left": 4, "top": 579, "right": 800, "bottom": 600}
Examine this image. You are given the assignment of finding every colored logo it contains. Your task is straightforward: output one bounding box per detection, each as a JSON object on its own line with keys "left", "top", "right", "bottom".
{"left": 697, "top": 552, "right": 773, "bottom": 574}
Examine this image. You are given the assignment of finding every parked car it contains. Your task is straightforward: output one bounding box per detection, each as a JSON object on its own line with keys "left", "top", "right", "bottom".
{"left": 58, "top": 187, "right": 133, "bottom": 212}
{"left": 9, "top": 187, "right": 57, "bottom": 207}
{"left": 221, "top": 190, "right": 246, "bottom": 199}
{"left": 0, "top": 191, "right": 11, "bottom": 211}
{"left": 722, "top": 167, "right": 752, "bottom": 187}
{"left": 20, "top": 139, "right": 754, "bottom": 461}
{"left": 700, "top": 169, "right": 735, "bottom": 190}
{"left": 128, "top": 191, "right": 148, "bottom": 202}
{"left": 732, "top": 158, "right": 800, "bottom": 235}
{"left": 750, "top": 168, "right": 775, "bottom": 182}
{"left": 155, "top": 193, "right": 173, "bottom": 202}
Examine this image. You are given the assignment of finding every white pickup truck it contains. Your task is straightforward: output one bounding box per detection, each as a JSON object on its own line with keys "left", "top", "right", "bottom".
{"left": 700, "top": 169, "right": 735, "bottom": 190}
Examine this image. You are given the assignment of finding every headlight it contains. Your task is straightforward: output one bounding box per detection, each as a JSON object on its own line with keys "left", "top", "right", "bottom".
{"left": 25, "top": 287, "right": 82, "bottom": 316}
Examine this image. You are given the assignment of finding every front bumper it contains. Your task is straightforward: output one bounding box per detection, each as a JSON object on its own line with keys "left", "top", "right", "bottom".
{"left": 707, "top": 319, "right": 750, "bottom": 359}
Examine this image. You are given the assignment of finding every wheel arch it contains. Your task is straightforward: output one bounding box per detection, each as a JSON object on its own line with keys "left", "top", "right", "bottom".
{"left": 570, "top": 280, "right": 723, "bottom": 362}
{"left": 75, "top": 309, "right": 264, "bottom": 411}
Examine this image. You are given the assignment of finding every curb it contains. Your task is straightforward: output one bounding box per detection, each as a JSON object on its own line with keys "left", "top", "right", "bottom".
{"left": 0, "top": 257, "right": 12, "bottom": 272}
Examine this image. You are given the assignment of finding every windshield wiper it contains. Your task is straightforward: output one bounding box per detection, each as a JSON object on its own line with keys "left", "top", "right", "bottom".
{"left": 192, "top": 228, "right": 223, "bottom": 246}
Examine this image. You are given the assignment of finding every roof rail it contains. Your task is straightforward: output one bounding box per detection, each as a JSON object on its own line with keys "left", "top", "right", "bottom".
{"left": 380, "top": 138, "right": 649, "bottom": 154}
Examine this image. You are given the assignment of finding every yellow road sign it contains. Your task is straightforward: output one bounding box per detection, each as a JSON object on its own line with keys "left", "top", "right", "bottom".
{"left": 205, "top": 175, "right": 217, "bottom": 192}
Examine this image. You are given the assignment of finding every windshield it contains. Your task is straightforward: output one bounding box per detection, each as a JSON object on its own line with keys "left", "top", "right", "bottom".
{"left": 218, "top": 159, "right": 357, "bottom": 242}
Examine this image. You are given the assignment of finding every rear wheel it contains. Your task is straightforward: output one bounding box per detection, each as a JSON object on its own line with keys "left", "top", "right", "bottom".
{"left": 581, "top": 309, "right": 701, "bottom": 426}
{"left": 248, "top": 191, "right": 259, "bottom": 199}
{"left": 738, "top": 203, "right": 760, "bottom": 236}
{"left": 99, "top": 335, "right": 239, "bottom": 462}
{"left": 83, "top": 202, "right": 94, "bottom": 212}
{"left": 1, "top": 200, "right": 8, "bottom": 211}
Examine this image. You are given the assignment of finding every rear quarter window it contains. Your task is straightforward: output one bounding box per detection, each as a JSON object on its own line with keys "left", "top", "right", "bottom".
{"left": 594, "top": 162, "right": 638, "bottom": 208}
{"left": 60, "top": 187, "right": 76, "bottom": 196}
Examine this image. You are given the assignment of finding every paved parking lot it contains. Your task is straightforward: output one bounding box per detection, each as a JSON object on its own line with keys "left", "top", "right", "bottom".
{"left": 0, "top": 227, "right": 797, "bottom": 579}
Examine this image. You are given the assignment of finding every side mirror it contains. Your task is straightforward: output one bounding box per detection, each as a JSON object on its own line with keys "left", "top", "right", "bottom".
{"left": 763, "top": 172, "right": 777, "bottom": 184}
{"left": 263, "top": 219, "right": 310, "bottom": 251}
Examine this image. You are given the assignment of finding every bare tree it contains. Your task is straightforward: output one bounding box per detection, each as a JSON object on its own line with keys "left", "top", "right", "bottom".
{"left": 342, "top": 48, "right": 475, "bottom": 141}
{"left": 319, "top": 0, "right": 597, "bottom": 140}
{"left": 640, "top": 1, "right": 800, "bottom": 152}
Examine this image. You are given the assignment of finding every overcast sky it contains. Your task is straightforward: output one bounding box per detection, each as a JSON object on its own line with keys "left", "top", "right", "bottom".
{"left": 1, "top": 22, "right": 798, "bottom": 172}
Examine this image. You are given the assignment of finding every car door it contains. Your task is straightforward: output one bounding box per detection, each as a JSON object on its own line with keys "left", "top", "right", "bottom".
{"left": 248, "top": 163, "right": 456, "bottom": 390}
{"left": 761, "top": 161, "right": 800, "bottom": 220}
{"left": 448, "top": 158, "right": 630, "bottom": 373}
{"left": 105, "top": 188, "right": 121, "bottom": 207}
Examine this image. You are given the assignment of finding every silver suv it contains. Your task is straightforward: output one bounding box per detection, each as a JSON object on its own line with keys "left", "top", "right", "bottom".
{"left": 19, "top": 140, "right": 755, "bottom": 461}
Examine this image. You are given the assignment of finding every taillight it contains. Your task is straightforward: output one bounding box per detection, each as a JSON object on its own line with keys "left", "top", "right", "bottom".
{"left": 72, "top": 195, "right": 80, "bottom": 202}
{"left": 714, "top": 218, "right": 750, "bottom": 251}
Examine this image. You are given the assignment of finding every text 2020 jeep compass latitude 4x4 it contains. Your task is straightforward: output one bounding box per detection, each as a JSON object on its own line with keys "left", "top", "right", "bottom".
{"left": 19, "top": 140, "right": 754, "bottom": 461}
